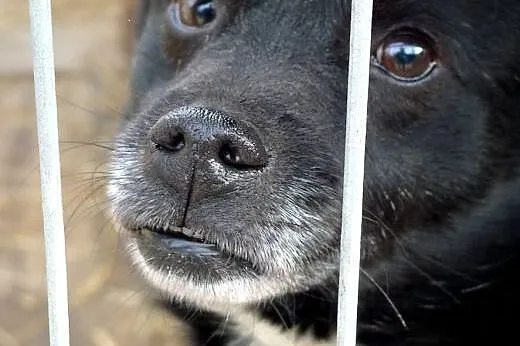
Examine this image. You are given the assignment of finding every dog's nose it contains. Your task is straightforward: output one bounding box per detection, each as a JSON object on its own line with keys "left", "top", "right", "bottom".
{"left": 148, "top": 106, "right": 268, "bottom": 195}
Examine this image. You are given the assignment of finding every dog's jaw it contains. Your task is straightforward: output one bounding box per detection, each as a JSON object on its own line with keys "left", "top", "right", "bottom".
{"left": 119, "top": 227, "right": 338, "bottom": 311}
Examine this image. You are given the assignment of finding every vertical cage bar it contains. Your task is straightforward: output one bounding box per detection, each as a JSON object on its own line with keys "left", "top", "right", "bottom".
{"left": 28, "top": 0, "right": 71, "bottom": 345}
{"left": 337, "top": 0, "right": 374, "bottom": 345}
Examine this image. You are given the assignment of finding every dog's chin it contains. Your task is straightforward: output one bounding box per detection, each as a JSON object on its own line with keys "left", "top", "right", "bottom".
{"left": 119, "top": 227, "right": 334, "bottom": 310}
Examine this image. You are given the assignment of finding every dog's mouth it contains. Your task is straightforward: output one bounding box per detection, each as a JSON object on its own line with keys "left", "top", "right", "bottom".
{"left": 138, "top": 226, "right": 220, "bottom": 256}
{"left": 117, "top": 221, "right": 327, "bottom": 308}
{"left": 122, "top": 224, "right": 260, "bottom": 276}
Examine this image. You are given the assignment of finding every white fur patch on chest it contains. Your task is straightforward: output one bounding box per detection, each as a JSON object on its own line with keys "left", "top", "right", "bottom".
{"left": 225, "top": 309, "right": 336, "bottom": 346}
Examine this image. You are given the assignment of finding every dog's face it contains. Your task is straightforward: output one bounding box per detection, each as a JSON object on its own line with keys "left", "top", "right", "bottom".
{"left": 108, "top": 0, "right": 520, "bottom": 309}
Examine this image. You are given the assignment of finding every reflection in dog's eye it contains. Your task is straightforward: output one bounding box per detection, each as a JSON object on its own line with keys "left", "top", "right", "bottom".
{"left": 375, "top": 31, "right": 437, "bottom": 82}
{"left": 175, "top": 0, "right": 217, "bottom": 28}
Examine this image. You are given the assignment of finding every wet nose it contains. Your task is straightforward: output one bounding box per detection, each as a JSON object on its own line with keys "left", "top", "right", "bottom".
{"left": 148, "top": 106, "right": 268, "bottom": 196}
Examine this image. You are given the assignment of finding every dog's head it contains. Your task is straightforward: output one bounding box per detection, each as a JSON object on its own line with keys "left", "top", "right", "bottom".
{"left": 108, "top": 0, "right": 520, "bottom": 309}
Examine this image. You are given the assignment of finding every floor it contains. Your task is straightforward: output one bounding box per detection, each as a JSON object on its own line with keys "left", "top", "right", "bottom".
{"left": 0, "top": 0, "right": 187, "bottom": 345}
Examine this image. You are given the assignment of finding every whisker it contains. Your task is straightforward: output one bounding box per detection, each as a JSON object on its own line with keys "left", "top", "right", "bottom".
{"left": 363, "top": 209, "right": 474, "bottom": 298}
{"left": 57, "top": 94, "right": 123, "bottom": 120}
{"left": 60, "top": 140, "right": 114, "bottom": 151}
{"left": 267, "top": 300, "right": 291, "bottom": 331}
{"left": 360, "top": 268, "right": 408, "bottom": 330}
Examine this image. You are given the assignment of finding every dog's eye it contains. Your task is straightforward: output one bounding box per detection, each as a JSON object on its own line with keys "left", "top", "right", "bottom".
{"left": 174, "top": 0, "right": 217, "bottom": 28}
{"left": 374, "top": 30, "right": 437, "bottom": 82}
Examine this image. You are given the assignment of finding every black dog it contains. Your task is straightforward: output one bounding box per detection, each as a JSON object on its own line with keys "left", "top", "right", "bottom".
{"left": 107, "top": 1, "right": 520, "bottom": 345}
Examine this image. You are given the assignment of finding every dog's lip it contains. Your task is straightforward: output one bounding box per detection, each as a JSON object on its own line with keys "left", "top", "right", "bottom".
{"left": 124, "top": 224, "right": 258, "bottom": 269}
{"left": 140, "top": 226, "right": 208, "bottom": 242}
{"left": 145, "top": 229, "right": 220, "bottom": 255}
{"left": 134, "top": 226, "right": 220, "bottom": 256}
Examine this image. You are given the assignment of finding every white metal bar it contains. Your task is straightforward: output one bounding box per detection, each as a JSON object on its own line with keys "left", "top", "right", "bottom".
{"left": 337, "top": 0, "right": 374, "bottom": 345}
{"left": 28, "top": 0, "right": 71, "bottom": 345}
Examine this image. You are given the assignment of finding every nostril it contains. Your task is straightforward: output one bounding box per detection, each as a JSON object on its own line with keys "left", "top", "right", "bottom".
{"left": 219, "top": 142, "right": 242, "bottom": 167}
{"left": 218, "top": 140, "right": 267, "bottom": 170}
{"left": 151, "top": 126, "right": 186, "bottom": 152}
{"left": 167, "top": 129, "right": 186, "bottom": 151}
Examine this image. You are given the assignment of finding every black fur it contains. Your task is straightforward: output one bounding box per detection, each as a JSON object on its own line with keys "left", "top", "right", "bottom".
{"left": 108, "top": 0, "right": 520, "bottom": 345}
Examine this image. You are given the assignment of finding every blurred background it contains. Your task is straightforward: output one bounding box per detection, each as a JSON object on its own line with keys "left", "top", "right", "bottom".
{"left": 1, "top": 0, "right": 188, "bottom": 345}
